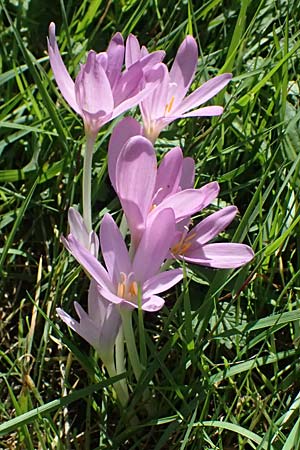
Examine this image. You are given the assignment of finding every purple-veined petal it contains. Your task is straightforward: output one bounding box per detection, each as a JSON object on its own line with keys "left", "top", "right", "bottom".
{"left": 100, "top": 213, "right": 131, "bottom": 284}
{"left": 61, "top": 234, "right": 113, "bottom": 289}
{"left": 183, "top": 243, "right": 254, "bottom": 268}
{"left": 75, "top": 51, "right": 114, "bottom": 116}
{"left": 152, "top": 182, "right": 220, "bottom": 222}
{"left": 106, "top": 32, "right": 124, "bottom": 89}
{"left": 141, "top": 295, "right": 165, "bottom": 312}
{"left": 153, "top": 146, "right": 183, "bottom": 204}
{"left": 116, "top": 135, "right": 157, "bottom": 238}
{"left": 191, "top": 206, "right": 238, "bottom": 246}
{"left": 47, "top": 22, "right": 80, "bottom": 114}
{"left": 125, "top": 34, "right": 141, "bottom": 68}
{"left": 181, "top": 157, "right": 195, "bottom": 189}
{"left": 174, "top": 73, "right": 232, "bottom": 115}
{"left": 133, "top": 208, "right": 176, "bottom": 282}
{"left": 108, "top": 117, "right": 143, "bottom": 190}
{"left": 143, "top": 269, "right": 183, "bottom": 297}
{"left": 169, "top": 35, "right": 198, "bottom": 107}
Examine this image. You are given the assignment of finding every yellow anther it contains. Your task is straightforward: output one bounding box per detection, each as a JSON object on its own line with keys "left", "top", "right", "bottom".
{"left": 129, "top": 281, "right": 138, "bottom": 297}
{"left": 150, "top": 204, "right": 157, "bottom": 212}
{"left": 117, "top": 282, "right": 125, "bottom": 298}
{"left": 164, "top": 96, "right": 175, "bottom": 115}
{"left": 171, "top": 232, "right": 195, "bottom": 256}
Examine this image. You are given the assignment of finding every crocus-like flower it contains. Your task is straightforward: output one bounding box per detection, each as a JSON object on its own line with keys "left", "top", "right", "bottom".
{"left": 108, "top": 119, "right": 219, "bottom": 248}
{"left": 171, "top": 206, "right": 254, "bottom": 268}
{"left": 57, "top": 280, "right": 121, "bottom": 363}
{"left": 47, "top": 23, "right": 165, "bottom": 137}
{"left": 61, "top": 210, "right": 183, "bottom": 312}
{"left": 68, "top": 207, "right": 99, "bottom": 257}
{"left": 139, "top": 35, "right": 232, "bottom": 142}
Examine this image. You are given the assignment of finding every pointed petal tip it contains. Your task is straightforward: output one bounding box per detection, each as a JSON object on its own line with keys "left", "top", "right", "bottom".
{"left": 48, "top": 22, "right": 56, "bottom": 48}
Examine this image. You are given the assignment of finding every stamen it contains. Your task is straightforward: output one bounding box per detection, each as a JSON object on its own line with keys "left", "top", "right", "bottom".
{"left": 171, "top": 232, "right": 195, "bottom": 256}
{"left": 116, "top": 272, "right": 139, "bottom": 301}
{"left": 129, "top": 281, "right": 138, "bottom": 297}
{"left": 164, "top": 96, "right": 175, "bottom": 115}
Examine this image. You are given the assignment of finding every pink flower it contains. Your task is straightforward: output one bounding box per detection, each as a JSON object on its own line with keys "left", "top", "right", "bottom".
{"left": 139, "top": 35, "right": 232, "bottom": 142}
{"left": 171, "top": 206, "right": 254, "bottom": 268}
{"left": 47, "top": 23, "right": 164, "bottom": 137}
{"left": 57, "top": 280, "right": 121, "bottom": 363}
{"left": 108, "top": 118, "right": 219, "bottom": 248}
{"left": 61, "top": 210, "right": 183, "bottom": 312}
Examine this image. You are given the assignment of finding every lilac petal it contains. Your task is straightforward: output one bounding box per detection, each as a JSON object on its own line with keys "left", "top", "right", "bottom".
{"left": 113, "top": 62, "right": 166, "bottom": 119}
{"left": 140, "top": 63, "right": 170, "bottom": 123}
{"left": 125, "top": 34, "right": 141, "bottom": 68}
{"left": 174, "top": 73, "right": 232, "bottom": 115}
{"left": 152, "top": 182, "right": 220, "bottom": 222}
{"left": 108, "top": 117, "right": 142, "bottom": 190}
{"left": 75, "top": 51, "right": 114, "bottom": 116}
{"left": 119, "top": 199, "right": 146, "bottom": 249}
{"left": 68, "top": 207, "right": 99, "bottom": 257}
{"left": 88, "top": 281, "right": 121, "bottom": 349}
{"left": 68, "top": 207, "right": 87, "bottom": 242}
{"left": 100, "top": 213, "right": 131, "bottom": 284}
{"left": 191, "top": 206, "right": 238, "bottom": 246}
{"left": 106, "top": 32, "right": 124, "bottom": 89}
{"left": 183, "top": 243, "right": 254, "bottom": 268}
{"left": 133, "top": 208, "right": 176, "bottom": 282}
{"left": 169, "top": 35, "right": 198, "bottom": 107}
{"left": 141, "top": 295, "right": 165, "bottom": 312}
{"left": 179, "top": 106, "right": 224, "bottom": 118}
{"left": 61, "top": 234, "right": 113, "bottom": 289}
{"left": 139, "top": 50, "right": 166, "bottom": 71}
{"left": 143, "top": 269, "right": 183, "bottom": 297}
{"left": 96, "top": 52, "right": 108, "bottom": 71}
{"left": 153, "top": 147, "right": 183, "bottom": 204}
{"left": 116, "top": 135, "right": 157, "bottom": 236}
{"left": 113, "top": 63, "right": 143, "bottom": 106}
{"left": 181, "top": 157, "right": 195, "bottom": 189}
{"left": 99, "top": 286, "right": 126, "bottom": 305}
{"left": 57, "top": 303, "right": 103, "bottom": 355}
{"left": 47, "top": 23, "right": 79, "bottom": 114}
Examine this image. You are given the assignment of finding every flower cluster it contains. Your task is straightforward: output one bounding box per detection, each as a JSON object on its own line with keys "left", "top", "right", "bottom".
{"left": 48, "top": 24, "right": 254, "bottom": 404}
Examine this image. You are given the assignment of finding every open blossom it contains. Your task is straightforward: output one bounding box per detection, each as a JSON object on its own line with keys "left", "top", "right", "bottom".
{"left": 57, "top": 280, "right": 121, "bottom": 363}
{"left": 108, "top": 118, "right": 218, "bottom": 248}
{"left": 61, "top": 210, "right": 183, "bottom": 312}
{"left": 47, "top": 23, "right": 165, "bottom": 137}
{"left": 139, "top": 35, "right": 232, "bottom": 142}
{"left": 171, "top": 206, "right": 254, "bottom": 268}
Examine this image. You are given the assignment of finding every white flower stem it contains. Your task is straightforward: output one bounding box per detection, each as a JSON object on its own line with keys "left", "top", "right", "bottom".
{"left": 82, "top": 134, "right": 96, "bottom": 233}
{"left": 115, "top": 326, "right": 129, "bottom": 399}
{"left": 121, "top": 309, "right": 143, "bottom": 381}
{"left": 104, "top": 356, "right": 129, "bottom": 407}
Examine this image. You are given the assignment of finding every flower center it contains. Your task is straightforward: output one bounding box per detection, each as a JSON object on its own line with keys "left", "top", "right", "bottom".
{"left": 171, "top": 232, "right": 196, "bottom": 256}
{"left": 164, "top": 96, "right": 175, "bottom": 115}
{"left": 117, "top": 272, "right": 138, "bottom": 301}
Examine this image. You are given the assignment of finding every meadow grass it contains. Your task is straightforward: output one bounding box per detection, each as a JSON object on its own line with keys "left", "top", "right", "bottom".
{"left": 0, "top": 0, "right": 300, "bottom": 448}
